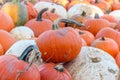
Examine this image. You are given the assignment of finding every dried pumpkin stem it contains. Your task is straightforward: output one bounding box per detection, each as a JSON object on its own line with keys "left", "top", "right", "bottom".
{"left": 91, "top": 57, "right": 101, "bottom": 63}
{"left": 95, "top": 0, "right": 99, "bottom": 3}
{"left": 36, "top": 8, "right": 48, "bottom": 21}
{"left": 52, "top": 18, "right": 85, "bottom": 30}
{"left": 81, "top": 11, "right": 86, "bottom": 17}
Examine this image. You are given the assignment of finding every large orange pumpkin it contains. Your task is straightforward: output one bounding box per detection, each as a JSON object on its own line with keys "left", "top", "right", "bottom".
{"left": 0, "top": 55, "right": 41, "bottom": 80}
{"left": 0, "top": 30, "right": 16, "bottom": 52}
{"left": 36, "top": 18, "right": 83, "bottom": 63}
{"left": 25, "top": 8, "right": 52, "bottom": 37}
{"left": 38, "top": 63, "right": 72, "bottom": 80}
{"left": 0, "top": 10, "right": 14, "bottom": 32}
{"left": 91, "top": 37, "right": 119, "bottom": 58}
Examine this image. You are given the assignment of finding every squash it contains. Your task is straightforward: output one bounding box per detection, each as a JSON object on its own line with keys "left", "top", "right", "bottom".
{"left": 1, "top": 1, "right": 28, "bottom": 26}
{"left": 10, "top": 26, "right": 34, "bottom": 40}
{"left": 34, "top": 1, "right": 67, "bottom": 18}
{"left": 67, "top": 4, "right": 104, "bottom": 19}
{"left": 5, "top": 40, "right": 42, "bottom": 66}
{"left": 65, "top": 46, "right": 119, "bottom": 80}
{"left": 109, "top": 10, "right": 120, "bottom": 21}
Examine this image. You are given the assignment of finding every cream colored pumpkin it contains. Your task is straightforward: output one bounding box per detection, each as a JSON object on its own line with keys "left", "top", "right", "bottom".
{"left": 5, "top": 40, "right": 42, "bottom": 66}
{"left": 109, "top": 10, "right": 120, "bottom": 21}
{"left": 65, "top": 46, "right": 119, "bottom": 80}
{"left": 34, "top": 1, "right": 67, "bottom": 18}
{"left": 67, "top": 4, "right": 104, "bottom": 19}
{"left": 10, "top": 26, "right": 34, "bottom": 40}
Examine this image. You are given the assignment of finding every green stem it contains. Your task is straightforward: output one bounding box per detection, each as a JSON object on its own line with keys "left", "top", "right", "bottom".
{"left": 54, "top": 63, "right": 64, "bottom": 72}
{"left": 81, "top": 11, "right": 86, "bottom": 17}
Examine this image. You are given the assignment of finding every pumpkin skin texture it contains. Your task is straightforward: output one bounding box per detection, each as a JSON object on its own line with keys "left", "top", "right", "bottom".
{"left": 91, "top": 37, "right": 119, "bottom": 58}
{"left": 0, "top": 44, "right": 4, "bottom": 55}
{"left": 36, "top": 27, "right": 82, "bottom": 63}
{"left": 38, "top": 63, "right": 72, "bottom": 80}
{"left": 1, "top": 2, "right": 28, "bottom": 26}
{"left": 65, "top": 46, "right": 119, "bottom": 80}
{"left": 0, "top": 30, "right": 16, "bottom": 52}
{"left": 96, "top": 27, "right": 120, "bottom": 50}
{"left": 0, "top": 10, "right": 14, "bottom": 32}
{"left": 0, "top": 55, "right": 41, "bottom": 80}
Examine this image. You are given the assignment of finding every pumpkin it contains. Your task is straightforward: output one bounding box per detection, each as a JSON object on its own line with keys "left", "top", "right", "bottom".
{"left": 90, "top": 0, "right": 110, "bottom": 13}
{"left": 111, "top": 2, "right": 120, "bottom": 11}
{"left": 1, "top": 0, "right": 28, "bottom": 26}
{"left": 83, "top": 14, "right": 114, "bottom": 35}
{"left": 34, "top": 1, "right": 67, "bottom": 18}
{"left": 0, "top": 55, "right": 41, "bottom": 79}
{"left": 109, "top": 10, "right": 120, "bottom": 21}
{"left": 10, "top": 26, "right": 34, "bottom": 40}
{"left": 38, "top": 62, "right": 72, "bottom": 80}
{"left": 76, "top": 29, "right": 95, "bottom": 46}
{"left": 25, "top": 8, "right": 53, "bottom": 37}
{"left": 23, "top": 0, "right": 38, "bottom": 20}
{"left": 67, "top": 4, "right": 104, "bottom": 19}
{"left": 91, "top": 37, "right": 119, "bottom": 58}
{"left": 65, "top": 46, "right": 119, "bottom": 80}
{"left": 0, "top": 44, "right": 4, "bottom": 55}
{"left": 0, "top": 30, "right": 16, "bottom": 52}
{"left": 96, "top": 27, "right": 120, "bottom": 50}
{"left": 36, "top": 18, "right": 83, "bottom": 63}
{"left": 5, "top": 40, "right": 42, "bottom": 66}
{"left": 0, "top": 10, "right": 14, "bottom": 32}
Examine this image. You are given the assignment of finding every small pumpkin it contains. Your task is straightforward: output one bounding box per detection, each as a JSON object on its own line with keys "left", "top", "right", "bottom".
{"left": 10, "top": 26, "right": 34, "bottom": 40}
{"left": 109, "top": 10, "right": 120, "bottom": 21}
{"left": 38, "top": 62, "right": 72, "bottom": 80}
{"left": 65, "top": 46, "right": 119, "bottom": 80}
{"left": 1, "top": 0, "right": 28, "bottom": 26}
{"left": 91, "top": 37, "right": 119, "bottom": 58}
{"left": 25, "top": 8, "right": 53, "bottom": 37}
{"left": 36, "top": 18, "right": 83, "bottom": 63}
{"left": 0, "top": 10, "right": 14, "bottom": 32}
{"left": 0, "top": 30, "right": 16, "bottom": 52}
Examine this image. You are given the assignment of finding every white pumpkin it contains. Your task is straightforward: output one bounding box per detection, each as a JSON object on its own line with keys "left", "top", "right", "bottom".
{"left": 65, "top": 46, "right": 119, "bottom": 80}
{"left": 5, "top": 40, "right": 42, "bottom": 66}
{"left": 67, "top": 4, "right": 104, "bottom": 19}
{"left": 34, "top": 1, "right": 67, "bottom": 18}
{"left": 109, "top": 10, "right": 120, "bottom": 21}
{"left": 10, "top": 26, "right": 34, "bottom": 40}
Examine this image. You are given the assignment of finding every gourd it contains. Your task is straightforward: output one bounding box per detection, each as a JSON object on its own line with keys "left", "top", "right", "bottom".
{"left": 65, "top": 46, "right": 119, "bottom": 80}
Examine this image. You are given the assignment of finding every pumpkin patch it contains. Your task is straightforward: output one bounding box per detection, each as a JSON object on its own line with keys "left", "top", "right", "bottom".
{"left": 0, "top": 0, "right": 120, "bottom": 79}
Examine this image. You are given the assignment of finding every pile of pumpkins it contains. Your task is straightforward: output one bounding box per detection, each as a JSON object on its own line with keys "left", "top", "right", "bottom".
{"left": 0, "top": 0, "right": 120, "bottom": 80}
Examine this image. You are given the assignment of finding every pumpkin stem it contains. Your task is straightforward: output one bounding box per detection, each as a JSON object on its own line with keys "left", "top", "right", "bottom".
{"left": 94, "top": 13, "right": 99, "bottom": 19}
{"left": 79, "top": 31, "right": 84, "bottom": 35}
{"left": 54, "top": 63, "right": 64, "bottom": 72}
{"left": 81, "top": 11, "right": 86, "bottom": 17}
{"left": 95, "top": 0, "right": 99, "bottom": 3}
{"left": 50, "top": 8, "right": 55, "bottom": 13}
{"left": 52, "top": 18, "right": 85, "bottom": 30}
{"left": 36, "top": 8, "right": 48, "bottom": 21}
{"left": 91, "top": 57, "right": 101, "bottom": 63}
{"left": 101, "top": 37, "right": 106, "bottom": 40}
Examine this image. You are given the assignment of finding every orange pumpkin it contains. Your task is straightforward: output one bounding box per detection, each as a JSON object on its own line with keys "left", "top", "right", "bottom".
{"left": 0, "top": 30, "right": 16, "bottom": 52}
{"left": 25, "top": 8, "right": 53, "bottom": 37}
{"left": 36, "top": 18, "right": 83, "bottom": 63}
{"left": 91, "top": 37, "right": 119, "bottom": 58}
{"left": 77, "top": 29, "right": 95, "bottom": 46}
{"left": 38, "top": 63, "right": 72, "bottom": 80}
{"left": 83, "top": 14, "right": 113, "bottom": 36}
{"left": 0, "top": 10, "right": 14, "bottom": 32}
{"left": 96, "top": 27, "right": 120, "bottom": 50}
